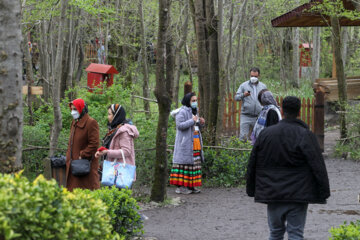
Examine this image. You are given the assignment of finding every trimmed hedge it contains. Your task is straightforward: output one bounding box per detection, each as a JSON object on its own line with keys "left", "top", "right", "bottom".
{"left": 0, "top": 172, "right": 122, "bottom": 240}
{"left": 80, "top": 186, "right": 143, "bottom": 238}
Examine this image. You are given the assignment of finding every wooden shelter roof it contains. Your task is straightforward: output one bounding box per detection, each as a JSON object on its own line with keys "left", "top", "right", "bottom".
{"left": 271, "top": 0, "right": 360, "bottom": 27}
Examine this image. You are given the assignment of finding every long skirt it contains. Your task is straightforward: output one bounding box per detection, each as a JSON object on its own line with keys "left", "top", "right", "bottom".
{"left": 169, "top": 131, "right": 202, "bottom": 187}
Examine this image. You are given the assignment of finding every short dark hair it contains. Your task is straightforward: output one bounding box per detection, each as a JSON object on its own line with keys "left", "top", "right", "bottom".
{"left": 282, "top": 96, "right": 301, "bottom": 119}
{"left": 249, "top": 67, "right": 260, "bottom": 75}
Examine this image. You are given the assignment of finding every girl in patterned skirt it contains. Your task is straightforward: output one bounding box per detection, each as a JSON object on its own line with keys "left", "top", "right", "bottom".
{"left": 170, "top": 92, "right": 205, "bottom": 194}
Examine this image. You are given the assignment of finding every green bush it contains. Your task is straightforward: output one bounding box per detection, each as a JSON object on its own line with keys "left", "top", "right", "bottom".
{"left": 201, "top": 137, "right": 251, "bottom": 187}
{"left": 0, "top": 173, "right": 121, "bottom": 240}
{"left": 329, "top": 221, "right": 360, "bottom": 239}
{"left": 80, "top": 187, "right": 143, "bottom": 239}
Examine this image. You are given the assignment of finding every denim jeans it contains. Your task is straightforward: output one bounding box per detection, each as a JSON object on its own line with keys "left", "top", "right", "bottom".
{"left": 267, "top": 202, "right": 308, "bottom": 240}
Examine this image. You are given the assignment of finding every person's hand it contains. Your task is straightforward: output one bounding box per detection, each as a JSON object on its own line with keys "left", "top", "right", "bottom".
{"left": 95, "top": 150, "right": 108, "bottom": 158}
{"left": 199, "top": 117, "right": 205, "bottom": 125}
{"left": 193, "top": 115, "right": 199, "bottom": 122}
{"left": 244, "top": 91, "right": 251, "bottom": 97}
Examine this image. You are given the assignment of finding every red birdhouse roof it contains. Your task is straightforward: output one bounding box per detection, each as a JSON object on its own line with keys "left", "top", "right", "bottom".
{"left": 85, "top": 63, "right": 119, "bottom": 74}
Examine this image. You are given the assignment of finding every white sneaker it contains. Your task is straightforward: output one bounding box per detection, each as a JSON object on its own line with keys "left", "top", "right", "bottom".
{"left": 180, "top": 186, "right": 192, "bottom": 194}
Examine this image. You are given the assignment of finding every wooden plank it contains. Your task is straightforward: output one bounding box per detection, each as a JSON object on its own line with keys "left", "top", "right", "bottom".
{"left": 307, "top": 98, "right": 311, "bottom": 128}
{"left": 22, "top": 86, "right": 43, "bottom": 95}
{"left": 301, "top": 98, "right": 306, "bottom": 122}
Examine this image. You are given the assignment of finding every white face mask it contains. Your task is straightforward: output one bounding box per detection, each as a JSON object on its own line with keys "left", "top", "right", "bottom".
{"left": 71, "top": 110, "right": 80, "bottom": 119}
{"left": 250, "top": 77, "right": 258, "bottom": 83}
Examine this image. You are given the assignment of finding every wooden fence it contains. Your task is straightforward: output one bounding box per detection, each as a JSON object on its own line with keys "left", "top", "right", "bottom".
{"left": 222, "top": 94, "right": 314, "bottom": 136}
{"left": 221, "top": 91, "right": 325, "bottom": 151}
{"left": 85, "top": 44, "right": 98, "bottom": 63}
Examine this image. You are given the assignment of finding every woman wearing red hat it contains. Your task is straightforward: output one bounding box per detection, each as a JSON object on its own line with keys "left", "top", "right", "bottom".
{"left": 66, "top": 98, "right": 100, "bottom": 191}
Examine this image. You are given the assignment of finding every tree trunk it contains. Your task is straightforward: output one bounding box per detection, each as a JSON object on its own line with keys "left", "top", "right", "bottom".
{"left": 341, "top": 27, "right": 348, "bottom": 68}
{"left": 225, "top": 2, "right": 234, "bottom": 94}
{"left": 232, "top": 0, "right": 248, "bottom": 92}
{"left": 184, "top": 44, "right": 193, "bottom": 83}
{"left": 23, "top": 37, "right": 35, "bottom": 126}
{"left": 216, "top": 0, "right": 225, "bottom": 144}
{"left": 173, "top": 0, "right": 189, "bottom": 107}
{"left": 49, "top": 0, "right": 68, "bottom": 161}
{"left": 67, "top": 7, "right": 80, "bottom": 99}
{"left": 151, "top": 0, "right": 174, "bottom": 202}
{"left": 60, "top": 11, "right": 71, "bottom": 99}
{"left": 280, "top": 28, "right": 292, "bottom": 91}
{"left": 38, "top": 20, "right": 51, "bottom": 101}
{"left": 138, "top": 0, "right": 151, "bottom": 118}
{"left": 311, "top": 27, "right": 321, "bottom": 82}
{"left": 206, "top": 0, "right": 219, "bottom": 145}
{"left": 193, "top": 0, "right": 209, "bottom": 119}
{"left": 0, "top": 0, "right": 23, "bottom": 173}
{"left": 331, "top": 16, "right": 347, "bottom": 139}
{"left": 292, "top": 27, "right": 300, "bottom": 87}
{"left": 75, "top": 40, "right": 84, "bottom": 83}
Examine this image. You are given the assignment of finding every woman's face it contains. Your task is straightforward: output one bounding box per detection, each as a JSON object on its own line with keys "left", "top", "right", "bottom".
{"left": 107, "top": 108, "right": 114, "bottom": 123}
{"left": 70, "top": 105, "right": 77, "bottom": 111}
{"left": 190, "top": 95, "right": 197, "bottom": 103}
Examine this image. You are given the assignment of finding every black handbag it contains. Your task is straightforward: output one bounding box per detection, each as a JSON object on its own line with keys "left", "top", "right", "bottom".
{"left": 71, "top": 159, "right": 91, "bottom": 176}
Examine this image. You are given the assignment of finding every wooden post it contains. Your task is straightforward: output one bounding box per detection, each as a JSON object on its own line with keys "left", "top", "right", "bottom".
{"left": 306, "top": 98, "right": 311, "bottom": 128}
{"left": 332, "top": 51, "right": 336, "bottom": 78}
{"left": 314, "top": 90, "right": 325, "bottom": 152}
{"left": 301, "top": 98, "right": 306, "bottom": 122}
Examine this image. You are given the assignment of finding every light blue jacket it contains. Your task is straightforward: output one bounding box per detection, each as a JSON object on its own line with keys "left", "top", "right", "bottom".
{"left": 234, "top": 80, "right": 267, "bottom": 117}
{"left": 172, "top": 106, "right": 204, "bottom": 165}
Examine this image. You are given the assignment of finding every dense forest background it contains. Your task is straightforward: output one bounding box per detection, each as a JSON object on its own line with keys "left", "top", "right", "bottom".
{"left": 3, "top": 0, "right": 360, "bottom": 199}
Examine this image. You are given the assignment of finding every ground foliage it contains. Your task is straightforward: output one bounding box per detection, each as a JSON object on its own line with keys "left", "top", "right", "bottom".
{"left": 329, "top": 221, "right": 360, "bottom": 239}
{"left": 334, "top": 103, "right": 360, "bottom": 160}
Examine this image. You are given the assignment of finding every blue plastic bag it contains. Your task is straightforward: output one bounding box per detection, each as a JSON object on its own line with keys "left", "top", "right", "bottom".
{"left": 115, "top": 163, "right": 136, "bottom": 189}
{"left": 101, "top": 149, "right": 136, "bottom": 188}
{"left": 101, "top": 160, "right": 118, "bottom": 186}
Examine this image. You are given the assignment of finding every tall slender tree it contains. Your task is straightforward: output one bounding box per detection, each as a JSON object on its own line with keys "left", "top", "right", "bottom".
{"left": 49, "top": 0, "right": 69, "bottom": 157}
{"left": 0, "top": 0, "right": 23, "bottom": 172}
{"left": 139, "top": 0, "right": 151, "bottom": 118}
{"left": 151, "top": 0, "right": 174, "bottom": 202}
{"left": 331, "top": 15, "right": 347, "bottom": 139}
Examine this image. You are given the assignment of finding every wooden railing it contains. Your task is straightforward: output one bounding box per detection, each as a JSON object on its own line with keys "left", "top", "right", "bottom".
{"left": 85, "top": 44, "right": 98, "bottom": 63}
{"left": 222, "top": 94, "right": 316, "bottom": 136}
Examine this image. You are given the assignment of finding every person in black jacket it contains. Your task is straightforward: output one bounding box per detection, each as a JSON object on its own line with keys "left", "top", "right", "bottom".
{"left": 246, "top": 96, "right": 330, "bottom": 240}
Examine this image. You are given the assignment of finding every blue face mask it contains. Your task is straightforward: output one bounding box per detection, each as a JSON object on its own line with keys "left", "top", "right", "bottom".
{"left": 191, "top": 102, "right": 198, "bottom": 109}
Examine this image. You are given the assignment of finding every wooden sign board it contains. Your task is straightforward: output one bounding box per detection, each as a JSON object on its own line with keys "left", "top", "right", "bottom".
{"left": 22, "top": 86, "right": 43, "bottom": 95}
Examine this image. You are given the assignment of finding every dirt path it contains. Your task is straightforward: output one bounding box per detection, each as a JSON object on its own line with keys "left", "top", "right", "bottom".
{"left": 140, "top": 130, "right": 360, "bottom": 240}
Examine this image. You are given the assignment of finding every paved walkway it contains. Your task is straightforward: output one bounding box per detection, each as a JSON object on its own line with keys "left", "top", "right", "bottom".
{"left": 140, "top": 130, "right": 360, "bottom": 240}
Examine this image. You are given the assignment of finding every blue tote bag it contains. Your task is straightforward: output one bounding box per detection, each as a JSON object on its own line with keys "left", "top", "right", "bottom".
{"left": 101, "top": 149, "right": 136, "bottom": 189}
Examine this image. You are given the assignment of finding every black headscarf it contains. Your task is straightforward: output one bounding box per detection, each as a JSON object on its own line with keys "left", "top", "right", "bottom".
{"left": 108, "top": 104, "right": 127, "bottom": 129}
{"left": 181, "top": 92, "right": 197, "bottom": 115}
{"left": 102, "top": 104, "right": 127, "bottom": 149}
